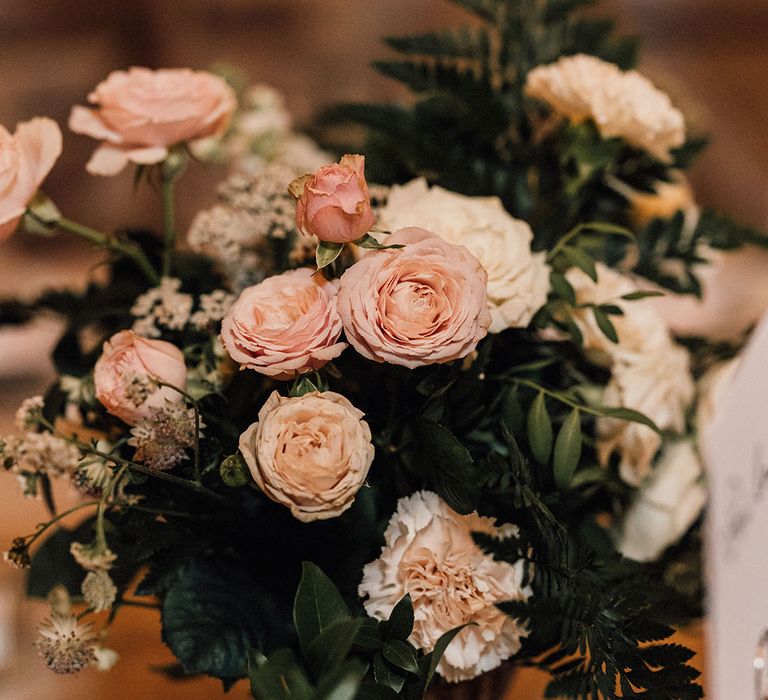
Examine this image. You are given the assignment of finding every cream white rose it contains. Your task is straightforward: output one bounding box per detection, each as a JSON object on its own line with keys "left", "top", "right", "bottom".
{"left": 525, "top": 54, "right": 685, "bottom": 161}
{"left": 239, "top": 391, "right": 374, "bottom": 522}
{"left": 598, "top": 343, "right": 695, "bottom": 485}
{"left": 617, "top": 441, "right": 706, "bottom": 562}
{"left": 359, "top": 491, "right": 531, "bottom": 683}
{"left": 378, "top": 179, "right": 549, "bottom": 333}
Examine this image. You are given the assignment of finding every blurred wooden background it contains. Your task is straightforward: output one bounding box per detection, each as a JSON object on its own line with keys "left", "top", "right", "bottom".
{"left": 0, "top": 0, "right": 761, "bottom": 696}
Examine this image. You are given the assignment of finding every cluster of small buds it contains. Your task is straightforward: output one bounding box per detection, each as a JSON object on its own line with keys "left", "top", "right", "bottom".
{"left": 123, "top": 373, "right": 159, "bottom": 408}
{"left": 82, "top": 570, "right": 117, "bottom": 613}
{"left": 3, "top": 537, "right": 31, "bottom": 569}
{"left": 189, "top": 289, "right": 236, "bottom": 330}
{"left": 129, "top": 400, "right": 203, "bottom": 471}
{"left": 15, "top": 395, "right": 45, "bottom": 431}
{"left": 131, "top": 277, "right": 194, "bottom": 338}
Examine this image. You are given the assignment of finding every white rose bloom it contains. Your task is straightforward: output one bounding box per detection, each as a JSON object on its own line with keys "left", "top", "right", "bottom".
{"left": 378, "top": 179, "right": 550, "bottom": 333}
{"left": 598, "top": 343, "right": 695, "bottom": 485}
{"left": 359, "top": 491, "right": 531, "bottom": 683}
{"left": 525, "top": 54, "right": 686, "bottom": 161}
{"left": 566, "top": 264, "right": 670, "bottom": 361}
{"left": 617, "top": 441, "right": 706, "bottom": 562}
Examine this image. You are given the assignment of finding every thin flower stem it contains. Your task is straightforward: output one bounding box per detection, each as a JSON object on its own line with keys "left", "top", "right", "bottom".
{"left": 21, "top": 500, "right": 101, "bottom": 546}
{"left": 156, "top": 380, "right": 202, "bottom": 483}
{"left": 161, "top": 172, "right": 176, "bottom": 277}
{"left": 119, "top": 599, "right": 160, "bottom": 610}
{"left": 55, "top": 216, "right": 159, "bottom": 284}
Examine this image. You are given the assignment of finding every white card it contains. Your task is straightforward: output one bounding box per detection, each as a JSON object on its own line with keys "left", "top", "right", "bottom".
{"left": 704, "top": 314, "right": 768, "bottom": 699}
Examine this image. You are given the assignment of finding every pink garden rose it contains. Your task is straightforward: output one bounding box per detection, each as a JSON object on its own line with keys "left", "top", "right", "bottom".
{"left": 239, "top": 391, "right": 375, "bottom": 522}
{"left": 94, "top": 330, "right": 187, "bottom": 425}
{"left": 338, "top": 227, "right": 491, "bottom": 368}
{"left": 69, "top": 67, "right": 236, "bottom": 176}
{"left": 221, "top": 267, "right": 346, "bottom": 379}
{"left": 0, "top": 118, "right": 62, "bottom": 240}
{"left": 294, "top": 154, "right": 376, "bottom": 243}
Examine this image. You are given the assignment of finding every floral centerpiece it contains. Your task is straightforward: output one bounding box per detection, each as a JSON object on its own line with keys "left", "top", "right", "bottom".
{"left": 0, "top": 1, "right": 762, "bottom": 698}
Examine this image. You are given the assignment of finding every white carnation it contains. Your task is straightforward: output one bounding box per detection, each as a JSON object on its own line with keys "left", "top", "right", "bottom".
{"left": 696, "top": 356, "right": 740, "bottom": 440}
{"left": 378, "top": 179, "right": 550, "bottom": 333}
{"left": 525, "top": 54, "right": 685, "bottom": 161}
{"left": 359, "top": 491, "right": 531, "bottom": 683}
{"left": 617, "top": 441, "right": 706, "bottom": 562}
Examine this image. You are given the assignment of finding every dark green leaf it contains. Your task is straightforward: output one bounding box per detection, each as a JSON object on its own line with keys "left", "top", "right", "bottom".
{"left": 385, "top": 594, "right": 414, "bottom": 641}
{"left": 248, "top": 648, "right": 314, "bottom": 700}
{"left": 293, "top": 562, "right": 350, "bottom": 655}
{"left": 354, "top": 618, "right": 383, "bottom": 650}
{"left": 315, "top": 658, "right": 368, "bottom": 700}
{"left": 527, "top": 392, "right": 553, "bottom": 464}
{"left": 592, "top": 306, "right": 619, "bottom": 343}
{"left": 382, "top": 640, "right": 419, "bottom": 674}
{"left": 621, "top": 290, "right": 665, "bottom": 301}
{"left": 353, "top": 233, "right": 404, "bottom": 250}
{"left": 373, "top": 652, "right": 407, "bottom": 692}
{"left": 550, "top": 271, "right": 576, "bottom": 305}
{"left": 553, "top": 409, "right": 582, "bottom": 489}
{"left": 306, "top": 618, "right": 362, "bottom": 679}
{"left": 561, "top": 246, "right": 597, "bottom": 282}
{"left": 316, "top": 242, "right": 344, "bottom": 270}
{"left": 598, "top": 406, "right": 660, "bottom": 433}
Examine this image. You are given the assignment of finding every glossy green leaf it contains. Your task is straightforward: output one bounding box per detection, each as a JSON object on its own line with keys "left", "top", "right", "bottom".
{"left": 550, "top": 271, "right": 576, "bottom": 305}
{"left": 527, "top": 392, "right": 553, "bottom": 464}
{"left": 561, "top": 246, "right": 597, "bottom": 281}
{"left": 553, "top": 409, "right": 582, "bottom": 489}
{"left": 315, "top": 658, "right": 368, "bottom": 700}
{"left": 592, "top": 306, "right": 618, "bottom": 343}
{"left": 306, "top": 618, "right": 362, "bottom": 679}
{"left": 385, "top": 594, "right": 414, "bottom": 641}
{"left": 293, "top": 562, "right": 350, "bottom": 655}
{"left": 382, "top": 639, "right": 419, "bottom": 674}
{"left": 316, "top": 242, "right": 344, "bottom": 270}
{"left": 373, "top": 652, "right": 406, "bottom": 692}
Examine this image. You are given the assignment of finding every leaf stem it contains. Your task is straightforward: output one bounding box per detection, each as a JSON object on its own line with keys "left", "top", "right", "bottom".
{"left": 56, "top": 216, "right": 159, "bottom": 284}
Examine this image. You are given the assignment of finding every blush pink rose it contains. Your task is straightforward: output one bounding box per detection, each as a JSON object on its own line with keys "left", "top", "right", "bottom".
{"left": 0, "top": 118, "right": 62, "bottom": 240}
{"left": 221, "top": 267, "right": 347, "bottom": 379}
{"left": 69, "top": 67, "right": 236, "bottom": 176}
{"left": 338, "top": 227, "right": 491, "bottom": 368}
{"left": 239, "top": 391, "right": 375, "bottom": 522}
{"left": 94, "top": 330, "right": 188, "bottom": 425}
{"left": 294, "top": 154, "right": 376, "bottom": 243}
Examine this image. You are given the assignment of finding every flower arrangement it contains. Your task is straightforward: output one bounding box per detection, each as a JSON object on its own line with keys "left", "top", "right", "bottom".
{"left": 0, "top": 2, "right": 763, "bottom": 698}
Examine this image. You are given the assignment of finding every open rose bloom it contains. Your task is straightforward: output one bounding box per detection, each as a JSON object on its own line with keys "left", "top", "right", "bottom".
{"left": 221, "top": 267, "right": 347, "bottom": 379}
{"left": 94, "top": 330, "right": 188, "bottom": 425}
{"left": 69, "top": 67, "right": 236, "bottom": 175}
{"left": 338, "top": 227, "right": 491, "bottom": 368}
{"left": 0, "top": 118, "right": 62, "bottom": 240}
{"left": 294, "top": 154, "right": 375, "bottom": 243}
{"left": 239, "top": 391, "right": 374, "bottom": 522}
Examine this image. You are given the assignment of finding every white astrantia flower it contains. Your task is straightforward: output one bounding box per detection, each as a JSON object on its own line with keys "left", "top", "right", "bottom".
{"left": 378, "top": 179, "right": 550, "bottom": 333}
{"left": 128, "top": 400, "right": 202, "bottom": 471}
{"left": 525, "top": 54, "right": 686, "bottom": 161}
{"left": 359, "top": 491, "right": 532, "bottom": 683}
{"left": 131, "top": 277, "right": 193, "bottom": 338}
{"left": 35, "top": 613, "right": 97, "bottom": 675}
{"left": 597, "top": 343, "right": 695, "bottom": 486}
{"left": 617, "top": 441, "right": 706, "bottom": 562}
{"left": 82, "top": 570, "right": 117, "bottom": 613}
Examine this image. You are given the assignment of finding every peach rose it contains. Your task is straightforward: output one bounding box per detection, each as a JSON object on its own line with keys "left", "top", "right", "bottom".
{"left": 338, "top": 227, "right": 491, "bottom": 368}
{"left": 0, "top": 118, "right": 62, "bottom": 240}
{"left": 221, "top": 267, "right": 346, "bottom": 379}
{"left": 294, "top": 154, "right": 376, "bottom": 243}
{"left": 239, "top": 391, "right": 375, "bottom": 522}
{"left": 94, "top": 330, "right": 187, "bottom": 425}
{"left": 359, "top": 491, "right": 532, "bottom": 682}
{"left": 69, "top": 67, "right": 236, "bottom": 176}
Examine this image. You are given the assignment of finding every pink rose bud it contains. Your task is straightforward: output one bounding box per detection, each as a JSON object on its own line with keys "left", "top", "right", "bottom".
{"left": 293, "top": 154, "right": 376, "bottom": 243}
{"left": 94, "top": 330, "right": 188, "bottom": 425}
{"left": 220, "top": 267, "right": 347, "bottom": 379}
{"left": 69, "top": 67, "right": 237, "bottom": 176}
{"left": 338, "top": 227, "right": 492, "bottom": 368}
{"left": 0, "top": 118, "right": 62, "bottom": 240}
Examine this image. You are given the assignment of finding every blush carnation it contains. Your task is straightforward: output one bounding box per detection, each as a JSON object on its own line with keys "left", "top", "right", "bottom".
{"left": 239, "top": 391, "right": 374, "bottom": 522}
{"left": 93, "top": 330, "right": 188, "bottom": 426}
{"left": 359, "top": 491, "right": 531, "bottom": 682}
{"left": 338, "top": 227, "right": 491, "bottom": 368}
{"left": 294, "top": 154, "right": 375, "bottom": 243}
{"left": 220, "top": 267, "right": 347, "bottom": 379}
{"left": 69, "top": 67, "right": 236, "bottom": 176}
{"left": 0, "top": 118, "right": 62, "bottom": 240}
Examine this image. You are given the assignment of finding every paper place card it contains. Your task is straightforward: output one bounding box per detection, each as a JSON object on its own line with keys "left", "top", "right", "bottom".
{"left": 704, "top": 314, "right": 768, "bottom": 699}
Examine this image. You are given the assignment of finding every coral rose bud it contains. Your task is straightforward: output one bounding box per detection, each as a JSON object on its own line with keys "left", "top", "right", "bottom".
{"left": 239, "top": 391, "right": 375, "bottom": 522}
{"left": 0, "top": 118, "right": 62, "bottom": 240}
{"left": 94, "top": 330, "right": 187, "bottom": 425}
{"left": 69, "top": 67, "right": 236, "bottom": 176}
{"left": 220, "top": 267, "right": 347, "bottom": 379}
{"left": 338, "top": 227, "right": 491, "bottom": 368}
{"left": 293, "top": 154, "right": 376, "bottom": 243}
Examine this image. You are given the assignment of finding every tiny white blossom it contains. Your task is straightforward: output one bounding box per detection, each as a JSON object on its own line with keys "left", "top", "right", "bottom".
{"left": 93, "top": 646, "right": 119, "bottom": 672}
{"left": 15, "top": 396, "right": 44, "bottom": 431}
{"left": 190, "top": 290, "right": 236, "bottom": 330}
{"left": 131, "top": 278, "right": 193, "bottom": 338}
